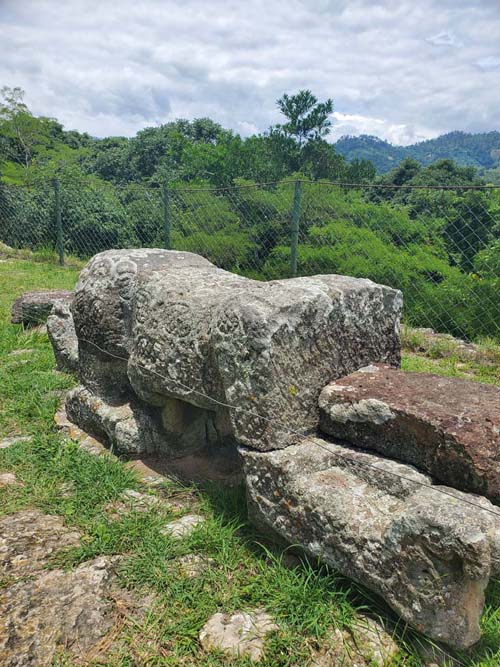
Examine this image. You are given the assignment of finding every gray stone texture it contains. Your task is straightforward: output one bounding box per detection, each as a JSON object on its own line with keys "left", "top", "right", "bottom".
{"left": 69, "top": 249, "right": 402, "bottom": 452}
{"left": 199, "top": 610, "right": 278, "bottom": 661}
{"left": 47, "top": 301, "right": 79, "bottom": 372}
{"left": 319, "top": 364, "right": 500, "bottom": 504}
{"left": 241, "top": 438, "right": 500, "bottom": 650}
{"left": 11, "top": 289, "right": 73, "bottom": 326}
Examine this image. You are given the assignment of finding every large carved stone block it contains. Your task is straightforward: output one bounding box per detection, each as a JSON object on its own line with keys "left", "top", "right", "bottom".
{"left": 241, "top": 438, "right": 500, "bottom": 650}
{"left": 70, "top": 249, "right": 402, "bottom": 452}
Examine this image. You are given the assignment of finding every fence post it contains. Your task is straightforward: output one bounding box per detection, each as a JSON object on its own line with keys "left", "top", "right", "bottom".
{"left": 290, "top": 180, "right": 302, "bottom": 276}
{"left": 53, "top": 178, "right": 64, "bottom": 266}
{"left": 163, "top": 184, "right": 171, "bottom": 250}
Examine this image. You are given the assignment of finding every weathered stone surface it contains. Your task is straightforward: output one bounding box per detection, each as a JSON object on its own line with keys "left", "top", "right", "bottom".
{"left": 0, "top": 556, "right": 117, "bottom": 666}
{"left": 0, "top": 510, "right": 155, "bottom": 666}
{"left": 68, "top": 249, "right": 401, "bottom": 451}
{"left": 47, "top": 300, "right": 78, "bottom": 372}
{"left": 199, "top": 610, "right": 278, "bottom": 661}
{"left": 65, "top": 385, "right": 225, "bottom": 456}
{"left": 0, "top": 510, "right": 81, "bottom": 579}
{"left": 11, "top": 289, "right": 73, "bottom": 326}
{"left": 319, "top": 364, "right": 500, "bottom": 504}
{"left": 0, "top": 435, "right": 32, "bottom": 450}
{"left": 176, "top": 553, "right": 215, "bottom": 578}
{"left": 0, "top": 472, "right": 23, "bottom": 487}
{"left": 161, "top": 514, "right": 205, "bottom": 539}
{"left": 72, "top": 249, "right": 213, "bottom": 398}
{"left": 311, "top": 616, "right": 400, "bottom": 667}
{"left": 241, "top": 438, "right": 500, "bottom": 650}
{"left": 0, "top": 472, "right": 22, "bottom": 487}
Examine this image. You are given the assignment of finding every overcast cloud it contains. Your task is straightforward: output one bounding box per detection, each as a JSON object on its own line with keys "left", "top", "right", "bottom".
{"left": 0, "top": 0, "right": 499, "bottom": 145}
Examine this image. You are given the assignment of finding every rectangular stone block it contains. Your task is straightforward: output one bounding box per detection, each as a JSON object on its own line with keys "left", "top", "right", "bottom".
{"left": 241, "top": 438, "right": 500, "bottom": 650}
{"left": 319, "top": 364, "right": 500, "bottom": 503}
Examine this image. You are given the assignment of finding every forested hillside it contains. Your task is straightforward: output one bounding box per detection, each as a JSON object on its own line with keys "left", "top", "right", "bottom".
{"left": 335, "top": 131, "right": 500, "bottom": 179}
{"left": 0, "top": 87, "right": 499, "bottom": 340}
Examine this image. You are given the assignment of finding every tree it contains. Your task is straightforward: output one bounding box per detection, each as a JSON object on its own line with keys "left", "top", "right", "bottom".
{"left": 274, "top": 90, "right": 333, "bottom": 147}
{"left": 0, "top": 87, "right": 52, "bottom": 169}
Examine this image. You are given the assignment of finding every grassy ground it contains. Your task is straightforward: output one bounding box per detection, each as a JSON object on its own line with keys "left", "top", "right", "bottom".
{"left": 0, "top": 256, "right": 499, "bottom": 666}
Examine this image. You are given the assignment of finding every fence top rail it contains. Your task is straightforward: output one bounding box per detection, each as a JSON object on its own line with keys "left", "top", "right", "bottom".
{"left": 2, "top": 179, "right": 500, "bottom": 194}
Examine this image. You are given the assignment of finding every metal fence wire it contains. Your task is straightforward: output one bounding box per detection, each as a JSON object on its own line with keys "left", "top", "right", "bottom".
{"left": 0, "top": 178, "right": 499, "bottom": 342}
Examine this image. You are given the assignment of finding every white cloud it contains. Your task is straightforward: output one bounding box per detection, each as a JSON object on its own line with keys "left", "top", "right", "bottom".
{"left": 331, "top": 113, "right": 438, "bottom": 146}
{"left": 476, "top": 56, "right": 500, "bottom": 70}
{"left": 0, "top": 0, "right": 499, "bottom": 144}
{"left": 426, "top": 31, "right": 462, "bottom": 47}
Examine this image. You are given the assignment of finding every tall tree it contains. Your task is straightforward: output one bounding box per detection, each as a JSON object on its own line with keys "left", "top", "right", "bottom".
{"left": 274, "top": 90, "right": 333, "bottom": 147}
{"left": 0, "top": 87, "right": 52, "bottom": 169}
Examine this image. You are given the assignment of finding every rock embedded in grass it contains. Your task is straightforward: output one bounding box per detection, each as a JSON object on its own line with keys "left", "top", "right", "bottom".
{"left": 0, "top": 556, "right": 118, "bottom": 666}
{"left": 311, "top": 615, "right": 400, "bottom": 667}
{"left": 0, "top": 510, "right": 81, "bottom": 579}
{"left": 199, "top": 610, "right": 278, "bottom": 662}
{"left": 176, "top": 553, "right": 216, "bottom": 578}
{"left": 8, "top": 348, "right": 35, "bottom": 356}
{"left": 161, "top": 514, "right": 205, "bottom": 539}
{"left": 0, "top": 435, "right": 32, "bottom": 450}
{"left": 0, "top": 472, "right": 22, "bottom": 487}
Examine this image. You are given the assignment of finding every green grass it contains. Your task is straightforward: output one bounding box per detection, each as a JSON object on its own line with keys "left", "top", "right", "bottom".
{"left": 0, "top": 256, "right": 499, "bottom": 666}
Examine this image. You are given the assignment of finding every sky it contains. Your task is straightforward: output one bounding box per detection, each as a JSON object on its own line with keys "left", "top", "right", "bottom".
{"left": 0, "top": 0, "right": 499, "bottom": 145}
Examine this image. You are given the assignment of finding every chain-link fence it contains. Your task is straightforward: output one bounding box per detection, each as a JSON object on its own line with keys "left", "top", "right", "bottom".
{"left": 0, "top": 178, "right": 499, "bottom": 341}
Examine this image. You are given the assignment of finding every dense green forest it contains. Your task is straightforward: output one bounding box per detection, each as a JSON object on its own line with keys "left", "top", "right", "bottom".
{"left": 0, "top": 86, "right": 499, "bottom": 341}
{"left": 335, "top": 132, "right": 500, "bottom": 180}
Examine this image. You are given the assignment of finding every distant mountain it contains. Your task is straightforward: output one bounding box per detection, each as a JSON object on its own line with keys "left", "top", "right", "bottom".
{"left": 334, "top": 131, "right": 500, "bottom": 174}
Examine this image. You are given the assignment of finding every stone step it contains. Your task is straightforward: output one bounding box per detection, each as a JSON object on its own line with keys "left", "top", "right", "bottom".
{"left": 319, "top": 364, "right": 500, "bottom": 504}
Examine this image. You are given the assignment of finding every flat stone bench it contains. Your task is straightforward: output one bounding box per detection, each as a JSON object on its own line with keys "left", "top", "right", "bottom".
{"left": 319, "top": 364, "right": 500, "bottom": 504}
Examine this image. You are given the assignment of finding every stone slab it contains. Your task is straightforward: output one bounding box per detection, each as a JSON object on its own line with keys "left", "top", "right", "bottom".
{"left": 319, "top": 364, "right": 500, "bottom": 503}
